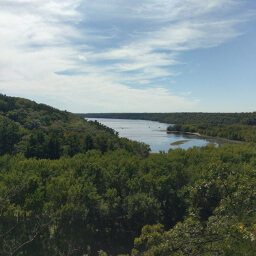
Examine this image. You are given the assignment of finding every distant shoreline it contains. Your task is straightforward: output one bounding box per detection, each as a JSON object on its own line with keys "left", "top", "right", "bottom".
{"left": 154, "top": 130, "right": 201, "bottom": 137}
{"left": 165, "top": 131, "right": 244, "bottom": 145}
{"left": 155, "top": 130, "right": 244, "bottom": 145}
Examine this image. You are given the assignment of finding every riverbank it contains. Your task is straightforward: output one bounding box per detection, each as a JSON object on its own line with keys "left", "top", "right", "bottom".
{"left": 166, "top": 130, "right": 244, "bottom": 145}
{"left": 87, "top": 118, "right": 243, "bottom": 151}
{"left": 155, "top": 130, "right": 201, "bottom": 136}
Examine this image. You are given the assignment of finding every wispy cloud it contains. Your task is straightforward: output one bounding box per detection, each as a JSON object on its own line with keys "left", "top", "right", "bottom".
{"left": 0, "top": 0, "right": 254, "bottom": 112}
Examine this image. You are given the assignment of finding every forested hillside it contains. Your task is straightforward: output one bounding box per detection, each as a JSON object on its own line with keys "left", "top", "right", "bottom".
{"left": 0, "top": 94, "right": 150, "bottom": 159}
{"left": 1, "top": 94, "right": 256, "bottom": 255}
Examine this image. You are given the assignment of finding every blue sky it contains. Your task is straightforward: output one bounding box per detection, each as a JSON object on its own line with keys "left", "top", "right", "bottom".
{"left": 0, "top": 0, "right": 255, "bottom": 112}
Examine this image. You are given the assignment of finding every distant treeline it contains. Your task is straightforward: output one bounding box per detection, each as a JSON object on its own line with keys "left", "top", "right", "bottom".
{"left": 78, "top": 112, "right": 256, "bottom": 125}
{"left": 168, "top": 123, "right": 256, "bottom": 142}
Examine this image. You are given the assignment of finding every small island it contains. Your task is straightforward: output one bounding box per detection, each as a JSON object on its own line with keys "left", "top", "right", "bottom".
{"left": 170, "top": 140, "right": 189, "bottom": 146}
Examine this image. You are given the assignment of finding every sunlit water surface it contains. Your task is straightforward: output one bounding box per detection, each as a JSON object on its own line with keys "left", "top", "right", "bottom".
{"left": 86, "top": 118, "right": 224, "bottom": 153}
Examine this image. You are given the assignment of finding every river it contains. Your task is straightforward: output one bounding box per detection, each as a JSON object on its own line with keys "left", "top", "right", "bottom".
{"left": 86, "top": 118, "right": 225, "bottom": 153}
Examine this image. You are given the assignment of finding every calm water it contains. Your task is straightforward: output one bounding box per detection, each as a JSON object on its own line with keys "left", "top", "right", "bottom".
{"left": 86, "top": 118, "right": 223, "bottom": 153}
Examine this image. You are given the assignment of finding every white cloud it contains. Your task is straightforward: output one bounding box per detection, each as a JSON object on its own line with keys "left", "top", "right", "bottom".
{"left": 78, "top": 55, "right": 87, "bottom": 61}
{"left": 0, "top": 0, "right": 253, "bottom": 112}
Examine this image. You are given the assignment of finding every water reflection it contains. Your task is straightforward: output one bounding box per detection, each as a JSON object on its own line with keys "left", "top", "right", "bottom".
{"left": 86, "top": 118, "right": 223, "bottom": 153}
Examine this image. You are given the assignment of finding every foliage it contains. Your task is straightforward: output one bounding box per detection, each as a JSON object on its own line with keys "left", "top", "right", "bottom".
{"left": 132, "top": 160, "right": 256, "bottom": 255}
{"left": 0, "top": 143, "right": 256, "bottom": 255}
{"left": 1, "top": 94, "right": 256, "bottom": 255}
{"left": 0, "top": 94, "right": 150, "bottom": 159}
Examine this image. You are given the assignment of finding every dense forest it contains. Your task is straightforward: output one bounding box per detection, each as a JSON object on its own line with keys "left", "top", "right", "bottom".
{"left": 0, "top": 94, "right": 150, "bottom": 159}
{"left": 1, "top": 94, "right": 256, "bottom": 255}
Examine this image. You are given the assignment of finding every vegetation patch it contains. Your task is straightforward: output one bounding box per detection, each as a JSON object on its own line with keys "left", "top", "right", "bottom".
{"left": 170, "top": 140, "right": 189, "bottom": 146}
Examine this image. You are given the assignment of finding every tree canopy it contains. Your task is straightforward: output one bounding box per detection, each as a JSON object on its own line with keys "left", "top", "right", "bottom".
{"left": 0, "top": 94, "right": 256, "bottom": 255}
